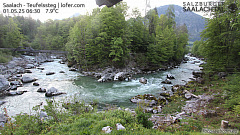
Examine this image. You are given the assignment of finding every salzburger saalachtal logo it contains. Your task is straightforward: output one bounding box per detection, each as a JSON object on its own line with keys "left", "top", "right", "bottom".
{"left": 183, "top": 1, "right": 225, "bottom": 12}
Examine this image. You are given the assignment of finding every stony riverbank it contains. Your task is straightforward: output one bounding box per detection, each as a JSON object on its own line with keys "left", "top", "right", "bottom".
{"left": 73, "top": 56, "right": 189, "bottom": 83}
{"left": 0, "top": 53, "right": 207, "bottom": 129}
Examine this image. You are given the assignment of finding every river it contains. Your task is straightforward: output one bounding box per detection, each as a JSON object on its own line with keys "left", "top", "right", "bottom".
{"left": 0, "top": 55, "right": 203, "bottom": 117}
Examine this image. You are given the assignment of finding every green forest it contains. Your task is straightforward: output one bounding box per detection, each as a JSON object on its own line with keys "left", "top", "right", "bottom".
{"left": 191, "top": 0, "right": 240, "bottom": 72}
{"left": 0, "top": 3, "right": 188, "bottom": 69}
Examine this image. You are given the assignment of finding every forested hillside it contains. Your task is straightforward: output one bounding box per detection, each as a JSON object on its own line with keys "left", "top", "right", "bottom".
{"left": 0, "top": 3, "right": 189, "bottom": 70}
{"left": 156, "top": 5, "right": 206, "bottom": 42}
{"left": 191, "top": 0, "right": 240, "bottom": 72}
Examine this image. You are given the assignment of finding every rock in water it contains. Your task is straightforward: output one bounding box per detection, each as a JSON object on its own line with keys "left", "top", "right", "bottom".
{"left": 161, "top": 87, "right": 167, "bottom": 91}
{"left": 37, "top": 67, "right": 45, "bottom": 70}
{"left": 161, "top": 79, "right": 172, "bottom": 84}
{"left": 21, "top": 76, "right": 37, "bottom": 83}
{"left": 37, "top": 88, "right": 46, "bottom": 93}
{"left": 33, "top": 82, "right": 39, "bottom": 86}
{"left": 46, "top": 72, "right": 55, "bottom": 75}
{"left": 7, "top": 91, "right": 27, "bottom": 96}
{"left": 0, "top": 101, "right": 7, "bottom": 106}
{"left": 139, "top": 77, "right": 147, "bottom": 84}
{"left": 114, "top": 72, "right": 125, "bottom": 81}
{"left": 0, "top": 75, "right": 9, "bottom": 92}
{"left": 45, "top": 87, "right": 66, "bottom": 97}
{"left": 69, "top": 68, "right": 77, "bottom": 71}
{"left": 25, "top": 64, "right": 35, "bottom": 69}
{"left": 167, "top": 74, "right": 175, "bottom": 79}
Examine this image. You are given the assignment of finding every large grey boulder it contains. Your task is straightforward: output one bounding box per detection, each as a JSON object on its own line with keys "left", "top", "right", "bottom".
{"left": 45, "top": 87, "right": 66, "bottom": 97}
{"left": 21, "top": 76, "right": 37, "bottom": 83}
{"left": 98, "top": 73, "right": 114, "bottom": 82}
{"left": 6, "top": 91, "right": 27, "bottom": 96}
{"left": 114, "top": 72, "right": 126, "bottom": 81}
{"left": 0, "top": 75, "right": 9, "bottom": 92}
{"left": 25, "top": 64, "right": 35, "bottom": 69}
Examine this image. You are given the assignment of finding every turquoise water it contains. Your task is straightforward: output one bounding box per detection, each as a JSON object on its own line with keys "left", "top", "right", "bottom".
{"left": 0, "top": 55, "right": 203, "bottom": 116}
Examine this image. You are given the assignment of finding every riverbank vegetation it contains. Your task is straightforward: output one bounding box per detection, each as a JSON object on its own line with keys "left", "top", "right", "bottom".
{"left": 0, "top": 50, "right": 12, "bottom": 63}
{"left": 1, "top": 72, "right": 239, "bottom": 134}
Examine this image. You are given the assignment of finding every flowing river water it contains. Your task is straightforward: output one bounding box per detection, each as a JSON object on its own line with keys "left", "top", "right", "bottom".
{"left": 0, "top": 55, "right": 203, "bottom": 117}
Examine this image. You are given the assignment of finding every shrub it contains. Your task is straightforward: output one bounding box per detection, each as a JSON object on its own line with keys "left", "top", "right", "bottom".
{"left": 135, "top": 106, "right": 153, "bottom": 129}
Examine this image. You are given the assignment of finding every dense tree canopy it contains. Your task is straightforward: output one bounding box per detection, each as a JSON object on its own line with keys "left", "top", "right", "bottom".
{"left": 192, "top": 0, "right": 240, "bottom": 72}
{"left": 0, "top": 2, "right": 189, "bottom": 70}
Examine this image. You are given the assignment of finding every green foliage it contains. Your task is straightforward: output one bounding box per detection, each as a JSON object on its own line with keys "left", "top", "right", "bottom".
{"left": 234, "top": 103, "right": 240, "bottom": 115}
{"left": 0, "top": 50, "right": 12, "bottom": 63}
{"left": 135, "top": 106, "right": 153, "bottom": 129}
{"left": 0, "top": 18, "right": 24, "bottom": 48}
{"left": 178, "top": 119, "right": 203, "bottom": 132}
{"left": 191, "top": 40, "right": 204, "bottom": 57}
{"left": 201, "top": 0, "right": 240, "bottom": 72}
{"left": 223, "top": 73, "right": 240, "bottom": 111}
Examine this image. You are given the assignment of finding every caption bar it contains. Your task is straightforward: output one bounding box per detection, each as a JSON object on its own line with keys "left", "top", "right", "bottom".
{"left": 2, "top": 2, "right": 85, "bottom": 14}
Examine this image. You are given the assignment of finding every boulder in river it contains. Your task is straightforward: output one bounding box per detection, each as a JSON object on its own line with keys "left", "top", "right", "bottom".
{"left": 33, "top": 82, "right": 40, "bottom": 86}
{"left": 69, "top": 68, "right": 77, "bottom": 71}
{"left": 161, "top": 87, "right": 167, "bottom": 91}
{"left": 139, "top": 77, "right": 147, "bottom": 84}
{"left": 25, "top": 64, "right": 35, "bottom": 69}
{"left": 24, "top": 69, "right": 32, "bottom": 73}
{"left": 10, "top": 85, "right": 17, "bottom": 90}
{"left": 10, "top": 81, "right": 22, "bottom": 87}
{"left": 114, "top": 72, "right": 126, "bottom": 81}
{"left": 45, "top": 87, "right": 66, "bottom": 97}
{"left": 0, "top": 75, "right": 10, "bottom": 92}
{"left": 37, "top": 88, "right": 46, "bottom": 93}
{"left": 7, "top": 91, "right": 27, "bottom": 96}
{"left": 46, "top": 72, "right": 55, "bottom": 75}
{"left": 59, "top": 71, "right": 65, "bottom": 73}
{"left": 0, "top": 101, "right": 7, "bottom": 106}
{"left": 37, "top": 67, "right": 45, "bottom": 70}
{"left": 167, "top": 74, "right": 175, "bottom": 79}
{"left": 161, "top": 79, "right": 172, "bottom": 84}
{"left": 21, "top": 76, "right": 37, "bottom": 83}
{"left": 98, "top": 73, "right": 114, "bottom": 82}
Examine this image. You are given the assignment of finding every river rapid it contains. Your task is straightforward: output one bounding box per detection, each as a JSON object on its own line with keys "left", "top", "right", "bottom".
{"left": 0, "top": 55, "right": 203, "bottom": 117}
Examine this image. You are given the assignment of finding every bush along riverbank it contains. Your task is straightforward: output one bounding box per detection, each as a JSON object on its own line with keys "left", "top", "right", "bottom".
{"left": 1, "top": 69, "right": 239, "bottom": 134}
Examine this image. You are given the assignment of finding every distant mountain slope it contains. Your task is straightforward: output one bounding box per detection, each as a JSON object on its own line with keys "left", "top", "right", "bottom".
{"left": 156, "top": 5, "right": 206, "bottom": 42}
